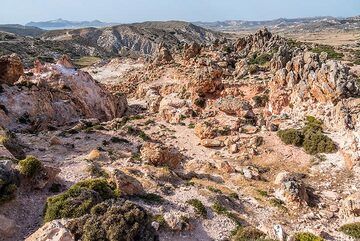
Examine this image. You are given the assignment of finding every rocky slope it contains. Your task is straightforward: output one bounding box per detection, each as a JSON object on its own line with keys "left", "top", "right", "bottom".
{"left": 0, "top": 28, "right": 359, "bottom": 241}
{"left": 40, "top": 21, "right": 223, "bottom": 56}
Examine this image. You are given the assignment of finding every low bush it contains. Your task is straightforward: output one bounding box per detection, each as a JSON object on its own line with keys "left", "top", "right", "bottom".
{"left": 339, "top": 222, "right": 360, "bottom": 239}
{"left": 137, "top": 193, "right": 164, "bottom": 204}
{"left": 293, "top": 232, "right": 324, "bottom": 241}
{"left": 277, "top": 116, "right": 336, "bottom": 155}
{"left": 232, "top": 226, "right": 267, "bottom": 241}
{"left": 187, "top": 199, "right": 207, "bottom": 218}
{"left": 277, "top": 129, "right": 304, "bottom": 146}
{"left": 44, "top": 178, "right": 115, "bottom": 222}
{"left": 18, "top": 156, "right": 42, "bottom": 178}
{"left": 68, "top": 199, "right": 158, "bottom": 241}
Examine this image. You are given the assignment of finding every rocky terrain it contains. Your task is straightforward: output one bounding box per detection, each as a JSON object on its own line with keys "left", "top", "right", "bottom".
{"left": 0, "top": 26, "right": 360, "bottom": 241}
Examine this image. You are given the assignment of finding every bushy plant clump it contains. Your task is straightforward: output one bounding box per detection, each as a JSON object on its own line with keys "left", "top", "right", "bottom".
{"left": 293, "top": 232, "right": 324, "bottom": 241}
{"left": 339, "top": 222, "right": 360, "bottom": 239}
{"left": 231, "top": 226, "right": 268, "bottom": 241}
{"left": 186, "top": 199, "right": 207, "bottom": 218}
{"left": 18, "top": 156, "right": 42, "bottom": 178}
{"left": 68, "top": 199, "right": 158, "bottom": 241}
{"left": 311, "top": 44, "right": 344, "bottom": 60}
{"left": 277, "top": 116, "right": 336, "bottom": 155}
{"left": 44, "top": 178, "right": 116, "bottom": 222}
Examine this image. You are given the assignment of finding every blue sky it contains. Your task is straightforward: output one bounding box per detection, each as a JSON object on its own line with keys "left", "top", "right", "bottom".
{"left": 1, "top": 0, "right": 359, "bottom": 24}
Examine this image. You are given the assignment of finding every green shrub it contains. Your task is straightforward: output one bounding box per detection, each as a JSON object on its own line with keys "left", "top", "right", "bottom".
{"left": 44, "top": 178, "right": 115, "bottom": 222}
{"left": 232, "top": 226, "right": 266, "bottom": 241}
{"left": 18, "top": 156, "right": 42, "bottom": 178}
{"left": 212, "top": 202, "right": 227, "bottom": 214}
{"left": 187, "top": 199, "right": 207, "bottom": 218}
{"left": 277, "top": 129, "right": 304, "bottom": 146}
{"left": 303, "top": 131, "right": 336, "bottom": 155}
{"left": 277, "top": 116, "right": 336, "bottom": 155}
{"left": 68, "top": 199, "right": 158, "bottom": 241}
{"left": 207, "top": 186, "right": 222, "bottom": 194}
{"left": 248, "top": 53, "right": 273, "bottom": 66}
{"left": 293, "top": 232, "right": 324, "bottom": 241}
{"left": 339, "top": 222, "right": 360, "bottom": 239}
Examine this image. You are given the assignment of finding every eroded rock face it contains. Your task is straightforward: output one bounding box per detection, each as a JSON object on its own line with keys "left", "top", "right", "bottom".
{"left": 268, "top": 50, "right": 359, "bottom": 115}
{"left": 0, "top": 54, "right": 24, "bottom": 85}
{"left": 140, "top": 142, "right": 182, "bottom": 168}
{"left": 0, "top": 57, "right": 127, "bottom": 131}
{"left": 25, "top": 219, "right": 75, "bottom": 241}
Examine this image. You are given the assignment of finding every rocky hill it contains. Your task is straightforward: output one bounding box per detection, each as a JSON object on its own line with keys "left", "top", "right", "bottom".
{"left": 40, "top": 21, "right": 223, "bottom": 56}
{"left": 196, "top": 16, "right": 360, "bottom": 33}
{"left": 0, "top": 27, "right": 359, "bottom": 241}
{"left": 26, "top": 18, "right": 116, "bottom": 30}
{"left": 0, "top": 24, "right": 45, "bottom": 37}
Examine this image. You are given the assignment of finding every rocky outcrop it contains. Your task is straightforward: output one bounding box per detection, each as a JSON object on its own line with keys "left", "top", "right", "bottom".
{"left": 268, "top": 50, "right": 359, "bottom": 115}
{"left": 0, "top": 57, "right": 127, "bottom": 131}
{"left": 0, "top": 54, "right": 24, "bottom": 85}
{"left": 189, "top": 63, "right": 223, "bottom": 95}
{"left": 184, "top": 42, "right": 201, "bottom": 60}
{"left": 235, "top": 28, "right": 285, "bottom": 56}
{"left": 154, "top": 43, "right": 173, "bottom": 64}
{"left": 25, "top": 219, "right": 75, "bottom": 241}
{"left": 140, "top": 142, "right": 182, "bottom": 168}
{"left": 274, "top": 172, "right": 309, "bottom": 207}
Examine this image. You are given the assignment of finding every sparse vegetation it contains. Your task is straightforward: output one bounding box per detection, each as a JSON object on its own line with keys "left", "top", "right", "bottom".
{"left": 248, "top": 52, "right": 273, "bottom": 66}
{"left": 293, "top": 232, "right": 324, "bottom": 241}
{"left": 269, "top": 198, "right": 287, "bottom": 211}
{"left": 187, "top": 199, "right": 207, "bottom": 218}
{"left": 87, "top": 162, "right": 109, "bottom": 178}
{"left": 73, "top": 56, "right": 101, "bottom": 68}
{"left": 44, "top": 178, "right": 115, "bottom": 222}
{"left": 339, "top": 222, "right": 360, "bottom": 239}
{"left": 126, "top": 126, "right": 150, "bottom": 141}
{"left": 207, "top": 186, "right": 222, "bottom": 194}
{"left": 311, "top": 44, "right": 344, "bottom": 60}
{"left": 18, "top": 156, "right": 42, "bottom": 178}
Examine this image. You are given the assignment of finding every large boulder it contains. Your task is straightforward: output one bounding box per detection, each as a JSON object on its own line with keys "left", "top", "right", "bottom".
{"left": 25, "top": 219, "right": 75, "bottom": 241}
{"left": 274, "top": 172, "right": 309, "bottom": 207}
{"left": 0, "top": 58, "right": 127, "bottom": 131}
{"left": 140, "top": 142, "right": 182, "bottom": 168}
{"left": 0, "top": 54, "right": 24, "bottom": 85}
{"left": 110, "top": 169, "right": 145, "bottom": 196}
{"left": 158, "top": 93, "right": 192, "bottom": 123}
{"left": 216, "top": 97, "right": 255, "bottom": 118}
{"left": 340, "top": 192, "right": 360, "bottom": 220}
